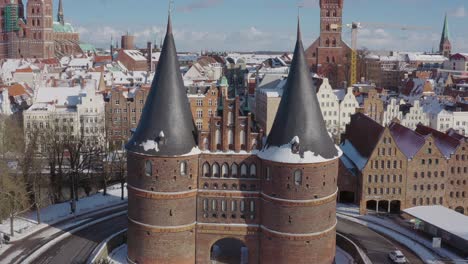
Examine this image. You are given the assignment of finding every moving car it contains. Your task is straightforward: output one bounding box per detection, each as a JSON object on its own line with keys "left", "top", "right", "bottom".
{"left": 388, "top": 250, "right": 407, "bottom": 263}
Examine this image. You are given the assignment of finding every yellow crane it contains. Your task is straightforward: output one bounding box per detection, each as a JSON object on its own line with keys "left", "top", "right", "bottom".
{"left": 331, "top": 22, "right": 433, "bottom": 86}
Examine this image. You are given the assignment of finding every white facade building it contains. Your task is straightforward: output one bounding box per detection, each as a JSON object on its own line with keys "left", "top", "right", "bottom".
{"left": 382, "top": 98, "right": 404, "bottom": 126}
{"left": 401, "top": 100, "right": 430, "bottom": 130}
{"left": 24, "top": 80, "right": 105, "bottom": 152}
{"left": 317, "top": 79, "right": 340, "bottom": 134}
{"left": 338, "top": 87, "right": 359, "bottom": 132}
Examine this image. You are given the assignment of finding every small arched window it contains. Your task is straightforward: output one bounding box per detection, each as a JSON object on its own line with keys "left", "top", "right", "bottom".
{"left": 241, "top": 163, "right": 248, "bottom": 178}
{"left": 203, "top": 162, "right": 210, "bottom": 177}
{"left": 294, "top": 170, "right": 302, "bottom": 186}
{"left": 250, "top": 164, "right": 257, "bottom": 178}
{"left": 212, "top": 163, "right": 220, "bottom": 178}
{"left": 222, "top": 163, "right": 229, "bottom": 178}
{"left": 231, "top": 163, "right": 238, "bottom": 178}
{"left": 180, "top": 161, "right": 187, "bottom": 176}
{"left": 145, "top": 160, "right": 152, "bottom": 177}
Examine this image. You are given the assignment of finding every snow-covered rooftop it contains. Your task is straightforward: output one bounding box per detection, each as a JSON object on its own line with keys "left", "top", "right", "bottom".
{"left": 403, "top": 206, "right": 468, "bottom": 241}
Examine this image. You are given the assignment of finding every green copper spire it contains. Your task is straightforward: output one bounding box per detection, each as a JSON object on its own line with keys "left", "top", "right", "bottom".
{"left": 441, "top": 13, "right": 450, "bottom": 40}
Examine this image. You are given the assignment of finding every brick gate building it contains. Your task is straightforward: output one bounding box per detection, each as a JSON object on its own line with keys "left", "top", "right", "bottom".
{"left": 126, "top": 16, "right": 341, "bottom": 264}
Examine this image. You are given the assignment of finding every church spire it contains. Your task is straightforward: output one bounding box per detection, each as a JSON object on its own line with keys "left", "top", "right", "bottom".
{"left": 260, "top": 18, "right": 339, "bottom": 162}
{"left": 126, "top": 12, "right": 198, "bottom": 156}
{"left": 57, "top": 0, "right": 64, "bottom": 25}
{"left": 439, "top": 13, "right": 451, "bottom": 58}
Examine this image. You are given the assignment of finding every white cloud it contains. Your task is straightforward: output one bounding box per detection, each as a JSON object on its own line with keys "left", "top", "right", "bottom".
{"left": 450, "top": 6, "right": 466, "bottom": 18}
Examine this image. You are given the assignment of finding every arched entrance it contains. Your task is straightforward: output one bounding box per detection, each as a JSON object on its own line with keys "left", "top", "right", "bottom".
{"left": 339, "top": 191, "right": 355, "bottom": 203}
{"left": 390, "top": 200, "right": 401, "bottom": 214}
{"left": 455, "top": 206, "right": 465, "bottom": 214}
{"left": 210, "top": 238, "right": 248, "bottom": 264}
{"left": 366, "top": 200, "right": 377, "bottom": 212}
{"left": 378, "top": 200, "right": 389, "bottom": 213}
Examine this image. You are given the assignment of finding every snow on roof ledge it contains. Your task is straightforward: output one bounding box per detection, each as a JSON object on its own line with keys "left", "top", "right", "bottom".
{"left": 403, "top": 206, "right": 468, "bottom": 241}
{"left": 258, "top": 138, "right": 342, "bottom": 164}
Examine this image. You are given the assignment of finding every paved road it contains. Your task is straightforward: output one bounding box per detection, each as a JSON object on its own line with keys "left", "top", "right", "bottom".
{"left": 0, "top": 204, "right": 127, "bottom": 264}
{"left": 337, "top": 217, "right": 423, "bottom": 264}
{"left": 33, "top": 214, "right": 127, "bottom": 264}
{"left": 2, "top": 205, "right": 426, "bottom": 264}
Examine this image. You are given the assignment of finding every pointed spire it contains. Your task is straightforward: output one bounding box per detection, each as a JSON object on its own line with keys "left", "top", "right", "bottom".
{"left": 260, "top": 19, "right": 338, "bottom": 160}
{"left": 57, "top": 0, "right": 64, "bottom": 25}
{"left": 442, "top": 13, "right": 450, "bottom": 40}
{"left": 126, "top": 13, "right": 197, "bottom": 156}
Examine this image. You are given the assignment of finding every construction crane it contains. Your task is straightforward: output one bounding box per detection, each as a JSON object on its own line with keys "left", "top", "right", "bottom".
{"left": 331, "top": 22, "right": 433, "bottom": 86}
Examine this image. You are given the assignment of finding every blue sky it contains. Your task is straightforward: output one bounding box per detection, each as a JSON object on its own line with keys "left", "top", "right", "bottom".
{"left": 55, "top": 0, "right": 468, "bottom": 52}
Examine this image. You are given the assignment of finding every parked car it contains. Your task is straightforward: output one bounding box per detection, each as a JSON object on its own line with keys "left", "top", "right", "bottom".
{"left": 388, "top": 250, "right": 407, "bottom": 263}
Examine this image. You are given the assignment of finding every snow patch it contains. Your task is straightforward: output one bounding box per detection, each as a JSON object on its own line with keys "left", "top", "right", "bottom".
{"left": 140, "top": 140, "right": 159, "bottom": 152}
{"left": 258, "top": 137, "right": 342, "bottom": 164}
{"left": 108, "top": 244, "right": 128, "bottom": 264}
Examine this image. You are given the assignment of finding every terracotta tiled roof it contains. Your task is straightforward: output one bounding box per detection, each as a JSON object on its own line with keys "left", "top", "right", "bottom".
{"left": 415, "top": 124, "right": 461, "bottom": 158}
{"left": 15, "top": 67, "right": 33, "bottom": 73}
{"left": 345, "top": 113, "right": 385, "bottom": 158}
{"left": 8, "top": 83, "right": 28, "bottom": 97}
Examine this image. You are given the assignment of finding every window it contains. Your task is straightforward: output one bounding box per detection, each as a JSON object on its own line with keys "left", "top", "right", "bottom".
{"left": 250, "top": 164, "right": 257, "bottom": 178}
{"left": 203, "top": 199, "right": 208, "bottom": 211}
{"left": 212, "top": 200, "right": 217, "bottom": 211}
{"left": 222, "top": 163, "right": 229, "bottom": 178}
{"left": 145, "top": 160, "right": 152, "bottom": 177}
{"left": 294, "top": 170, "right": 303, "bottom": 186}
{"left": 240, "top": 201, "right": 245, "bottom": 212}
{"left": 266, "top": 167, "right": 271, "bottom": 181}
{"left": 203, "top": 163, "right": 210, "bottom": 177}
{"left": 241, "top": 163, "right": 248, "bottom": 178}
{"left": 221, "top": 200, "right": 227, "bottom": 212}
{"left": 180, "top": 161, "right": 187, "bottom": 176}
{"left": 212, "top": 163, "right": 220, "bottom": 177}
{"left": 231, "top": 201, "right": 237, "bottom": 211}
{"left": 231, "top": 163, "right": 238, "bottom": 178}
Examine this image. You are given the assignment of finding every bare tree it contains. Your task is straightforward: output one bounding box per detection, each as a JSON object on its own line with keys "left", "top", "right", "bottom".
{"left": 0, "top": 161, "right": 30, "bottom": 237}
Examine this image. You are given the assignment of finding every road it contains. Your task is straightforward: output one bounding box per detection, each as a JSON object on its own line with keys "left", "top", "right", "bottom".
{"left": 32, "top": 214, "right": 127, "bottom": 264}
{"left": 1, "top": 204, "right": 425, "bottom": 264}
{"left": 337, "top": 217, "right": 423, "bottom": 264}
{"left": 0, "top": 204, "right": 127, "bottom": 264}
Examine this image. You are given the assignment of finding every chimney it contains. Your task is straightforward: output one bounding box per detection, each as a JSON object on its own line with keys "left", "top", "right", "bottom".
{"left": 147, "top": 41, "right": 152, "bottom": 72}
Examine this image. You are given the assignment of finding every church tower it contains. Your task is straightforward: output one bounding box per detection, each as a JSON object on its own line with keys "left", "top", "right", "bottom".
{"left": 259, "top": 19, "right": 341, "bottom": 264}
{"left": 126, "top": 14, "right": 199, "bottom": 264}
{"left": 26, "top": 0, "right": 54, "bottom": 58}
{"left": 57, "top": 0, "right": 64, "bottom": 25}
{"left": 439, "top": 14, "right": 451, "bottom": 58}
{"left": 305, "top": 0, "right": 350, "bottom": 88}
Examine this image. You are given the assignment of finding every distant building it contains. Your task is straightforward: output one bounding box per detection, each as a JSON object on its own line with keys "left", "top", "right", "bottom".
{"left": 0, "top": 0, "right": 81, "bottom": 59}
{"left": 339, "top": 113, "right": 468, "bottom": 215}
{"left": 121, "top": 34, "right": 135, "bottom": 50}
{"left": 305, "top": 0, "right": 352, "bottom": 88}
{"left": 104, "top": 86, "right": 150, "bottom": 149}
{"left": 187, "top": 84, "right": 219, "bottom": 132}
{"left": 447, "top": 53, "right": 468, "bottom": 71}
{"left": 117, "top": 50, "right": 148, "bottom": 71}
{"left": 24, "top": 80, "right": 105, "bottom": 152}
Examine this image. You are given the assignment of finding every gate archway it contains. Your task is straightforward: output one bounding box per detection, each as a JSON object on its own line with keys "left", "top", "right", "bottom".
{"left": 210, "top": 237, "right": 248, "bottom": 264}
{"left": 455, "top": 206, "right": 465, "bottom": 214}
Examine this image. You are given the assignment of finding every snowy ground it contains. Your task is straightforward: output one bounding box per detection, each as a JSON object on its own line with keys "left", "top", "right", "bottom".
{"left": 0, "top": 183, "right": 127, "bottom": 243}
{"left": 108, "top": 244, "right": 128, "bottom": 264}
{"left": 336, "top": 247, "right": 354, "bottom": 264}
{"left": 337, "top": 203, "right": 467, "bottom": 264}
{"left": 107, "top": 245, "right": 355, "bottom": 264}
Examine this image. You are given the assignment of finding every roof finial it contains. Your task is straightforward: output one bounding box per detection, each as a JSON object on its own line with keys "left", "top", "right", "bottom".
{"left": 167, "top": 0, "right": 174, "bottom": 34}
{"left": 297, "top": 5, "right": 303, "bottom": 41}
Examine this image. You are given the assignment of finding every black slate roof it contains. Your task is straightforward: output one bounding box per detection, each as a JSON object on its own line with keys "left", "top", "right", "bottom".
{"left": 126, "top": 15, "right": 197, "bottom": 156}
{"left": 264, "top": 20, "right": 338, "bottom": 159}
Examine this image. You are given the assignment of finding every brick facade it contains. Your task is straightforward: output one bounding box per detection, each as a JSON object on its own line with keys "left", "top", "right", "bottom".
{"left": 305, "top": 0, "right": 352, "bottom": 87}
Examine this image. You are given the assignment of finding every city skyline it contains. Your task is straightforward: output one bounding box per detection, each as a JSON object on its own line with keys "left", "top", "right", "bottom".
{"left": 55, "top": 0, "right": 468, "bottom": 52}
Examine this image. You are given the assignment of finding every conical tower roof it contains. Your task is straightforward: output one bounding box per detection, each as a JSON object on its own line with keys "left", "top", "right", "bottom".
{"left": 126, "top": 15, "right": 198, "bottom": 156}
{"left": 441, "top": 13, "right": 450, "bottom": 42}
{"left": 259, "top": 19, "right": 339, "bottom": 163}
